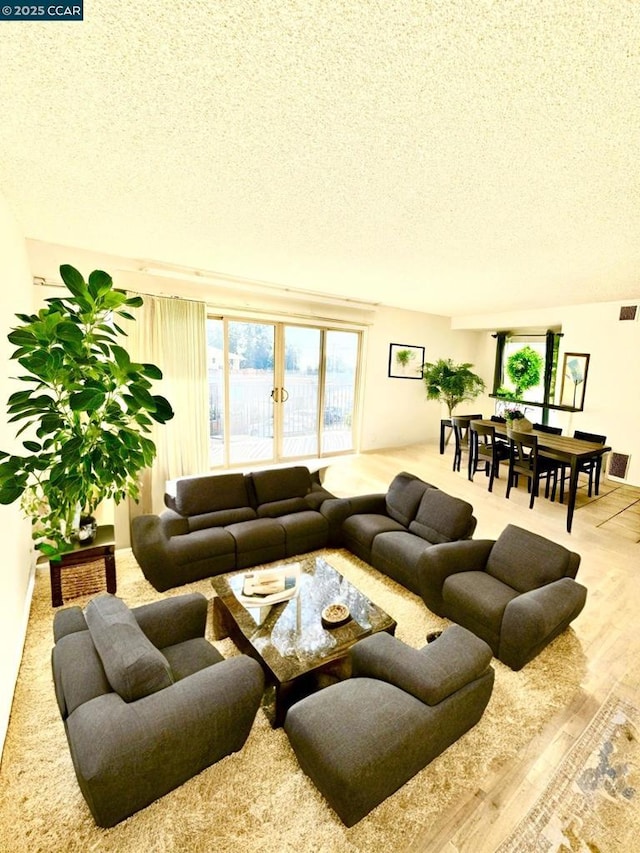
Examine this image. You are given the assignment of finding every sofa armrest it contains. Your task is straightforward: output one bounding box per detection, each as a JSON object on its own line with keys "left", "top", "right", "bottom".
{"left": 416, "top": 539, "right": 496, "bottom": 614}
{"left": 53, "top": 606, "right": 88, "bottom": 643}
{"left": 158, "top": 509, "right": 190, "bottom": 536}
{"left": 133, "top": 593, "right": 209, "bottom": 648}
{"left": 131, "top": 514, "right": 172, "bottom": 561}
{"left": 344, "top": 493, "right": 387, "bottom": 515}
{"left": 305, "top": 485, "right": 338, "bottom": 510}
{"left": 66, "top": 655, "right": 264, "bottom": 827}
{"left": 318, "top": 497, "right": 352, "bottom": 545}
{"left": 349, "top": 626, "right": 492, "bottom": 706}
{"left": 500, "top": 578, "right": 587, "bottom": 656}
{"left": 131, "top": 511, "right": 189, "bottom": 589}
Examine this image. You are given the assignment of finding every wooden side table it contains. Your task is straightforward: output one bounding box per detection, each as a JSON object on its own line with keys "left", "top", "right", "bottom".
{"left": 49, "top": 524, "right": 116, "bottom": 608}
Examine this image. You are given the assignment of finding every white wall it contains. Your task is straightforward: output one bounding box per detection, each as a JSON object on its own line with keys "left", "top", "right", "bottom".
{"left": 461, "top": 300, "right": 640, "bottom": 486}
{"left": 360, "top": 305, "right": 491, "bottom": 450}
{"left": 0, "top": 192, "right": 36, "bottom": 759}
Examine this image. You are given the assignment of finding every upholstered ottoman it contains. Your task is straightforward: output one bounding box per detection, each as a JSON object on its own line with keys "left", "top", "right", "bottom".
{"left": 284, "top": 625, "right": 494, "bottom": 826}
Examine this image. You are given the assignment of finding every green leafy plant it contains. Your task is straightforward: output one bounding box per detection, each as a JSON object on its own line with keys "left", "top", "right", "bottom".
{"left": 505, "top": 346, "right": 543, "bottom": 398}
{"left": 395, "top": 349, "right": 415, "bottom": 368}
{"left": 495, "top": 345, "right": 544, "bottom": 420}
{"left": 0, "top": 264, "right": 174, "bottom": 557}
{"left": 421, "top": 358, "right": 485, "bottom": 417}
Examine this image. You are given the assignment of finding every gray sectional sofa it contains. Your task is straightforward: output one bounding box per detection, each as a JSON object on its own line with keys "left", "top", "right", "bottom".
{"left": 341, "top": 471, "right": 477, "bottom": 600}
{"left": 131, "top": 466, "right": 349, "bottom": 591}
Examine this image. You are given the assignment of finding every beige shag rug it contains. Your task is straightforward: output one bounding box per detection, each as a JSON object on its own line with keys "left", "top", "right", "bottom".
{"left": 0, "top": 548, "right": 588, "bottom": 852}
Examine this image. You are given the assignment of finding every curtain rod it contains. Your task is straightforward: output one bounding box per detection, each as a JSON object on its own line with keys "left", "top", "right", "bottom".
{"left": 491, "top": 331, "right": 564, "bottom": 338}
{"left": 33, "top": 279, "right": 372, "bottom": 328}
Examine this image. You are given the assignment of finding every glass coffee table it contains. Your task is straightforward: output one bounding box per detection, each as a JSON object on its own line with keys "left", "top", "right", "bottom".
{"left": 211, "top": 553, "right": 396, "bottom": 726}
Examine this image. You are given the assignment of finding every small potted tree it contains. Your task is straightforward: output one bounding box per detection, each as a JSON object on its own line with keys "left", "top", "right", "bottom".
{"left": 0, "top": 264, "right": 174, "bottom": 558}
{"left": 421, "top": 358, "right": 485, "bottom": 418}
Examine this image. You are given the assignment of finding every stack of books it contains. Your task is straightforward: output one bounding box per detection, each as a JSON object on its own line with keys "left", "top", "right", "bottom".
{"left": 238, "top": 565, "right": 301, "bottom": 607}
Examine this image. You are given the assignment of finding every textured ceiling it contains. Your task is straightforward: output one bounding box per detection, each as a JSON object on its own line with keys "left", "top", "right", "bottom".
{"left": 1, "top": 1, "right": 639, "bottom": 317}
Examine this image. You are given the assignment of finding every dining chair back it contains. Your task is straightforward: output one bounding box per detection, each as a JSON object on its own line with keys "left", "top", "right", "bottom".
{"left": 451, "top": 416, "right": 482, "bottom": 473}
{"left": 532, "top": 423, "right": 562, "bottom": 435}
{"left": 573, "top": 430, "right": 607, "bottom": 496}
{"left": 469, "top": 422, "right": 510, "bottom": 492}
{"left": 506, "top": 428, "right": 564, "bottom": 509}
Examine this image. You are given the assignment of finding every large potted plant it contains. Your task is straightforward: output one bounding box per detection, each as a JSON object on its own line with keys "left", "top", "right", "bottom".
{"left": 421, "top": 358, "right": 485, "bottom": 418}
{"left": 0, "top": 264, "right": 174, "bottom": 558}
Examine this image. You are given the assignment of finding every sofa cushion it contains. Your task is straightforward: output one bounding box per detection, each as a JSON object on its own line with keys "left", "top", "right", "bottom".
{"left": 371, "top": 531, "right": 433, "bottom": 596}
{"left": 226, "top": 517, "right": 287, "bottom": 569}
{"left": 257, "top": 497, "right": 309, "bottom": 518}
{"left": 277, "top": 510, "right": 329, "bottom": 556}
{"left": 167, "top": 473, "right": 250, "bottom": 517}
{"left": 187, "top": 507, "right": 256, "bottom": 532}
{"left": 251, "top": 466, "right": 311, "bottom": 504}
{"left": 443, "top": 571, "right": 519, "bottom": 634}
{"left": 169, "top": 527, "right": 236, "bottom": 566}
{"left": 408, "top": 488, "right": 475, "bottom": 544}
{"left": 85, "top": 594, "right": 174, "bottom": 702}
{"left": 384, "top": 472, "right": 430, "bottom": 527}
{"left": 342, "top": 513, "right": 407, "bottom": 554}
{"left": 162, "top": 638, "right": 224, "bottom": 681}
{"left": 486, "top": 525, "right": 572, "bottom": 593}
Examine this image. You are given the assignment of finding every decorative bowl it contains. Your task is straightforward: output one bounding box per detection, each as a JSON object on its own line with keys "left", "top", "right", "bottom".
{"left": 321, "top": 603, "right": 351, "bottom": 628}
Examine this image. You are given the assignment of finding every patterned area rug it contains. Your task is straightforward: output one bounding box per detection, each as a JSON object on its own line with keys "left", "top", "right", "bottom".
{"left": 497, "top": 692, "right": 640, "bottom": 852}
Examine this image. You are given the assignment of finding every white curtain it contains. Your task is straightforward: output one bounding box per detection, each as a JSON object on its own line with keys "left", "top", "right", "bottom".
{"left": 124, "top": 293, "right": 209, "bottom": 515}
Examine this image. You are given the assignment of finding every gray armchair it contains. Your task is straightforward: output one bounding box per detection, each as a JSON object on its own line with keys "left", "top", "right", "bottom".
{"left": 417, "top": 524, "right": 587, "bottom": 670}
{"left": 284, "top": 626, "right": 494, "bottom": 826}
{"left": 51, "top": 592, "right": 264, "bottom": 827}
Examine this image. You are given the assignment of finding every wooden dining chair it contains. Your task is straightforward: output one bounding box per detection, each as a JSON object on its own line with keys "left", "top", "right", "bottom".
{"left": 489, "top": 414, "right": 509, "bottom": 447}
{"left": 505, "top": 429, "right": 565, "bottom": 509}
{"left": 451, "top": 416, "right": 481, "bottom": 473}
{"left": 573, "top": 430, "right": 607, "bottom": 496}
{"left": 469, "top": 422, "right": 510, "bottom": 492}
{"left": 552, "top": 430, "right": 607, "bottom": 502}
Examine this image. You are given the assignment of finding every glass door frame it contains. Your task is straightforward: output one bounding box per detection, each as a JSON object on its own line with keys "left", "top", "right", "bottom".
{"left": 208, "top": 313, "right": 364, "bottom": 469}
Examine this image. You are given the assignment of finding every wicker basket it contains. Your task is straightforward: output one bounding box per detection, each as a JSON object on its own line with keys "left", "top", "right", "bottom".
{"left": 59, "top": 558, "right": 110, "bottom": 603}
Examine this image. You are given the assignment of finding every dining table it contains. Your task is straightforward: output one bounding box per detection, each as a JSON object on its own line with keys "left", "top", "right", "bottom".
{"left": 469, "top": 419, "right": 611, "bottom": 533}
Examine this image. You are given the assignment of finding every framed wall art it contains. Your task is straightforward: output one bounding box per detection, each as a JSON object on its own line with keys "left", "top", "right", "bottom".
{"left": 559, "top": 352, "right": 590, "bottom": 410}
{"left": 388, "top": 343, "right": 425, "bottom": 380}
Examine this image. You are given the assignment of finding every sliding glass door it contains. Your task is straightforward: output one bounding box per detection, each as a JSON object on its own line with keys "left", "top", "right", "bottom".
{"left": 322, "top": 330, "right": 358, "bottom": 455}
{"left": 207, "top": 318, "right": 360, "bottom": 467}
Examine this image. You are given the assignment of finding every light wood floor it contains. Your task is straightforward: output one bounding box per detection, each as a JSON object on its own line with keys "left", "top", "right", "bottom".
{"left": 321, "top": 442, "right": 640, "bottom": 853}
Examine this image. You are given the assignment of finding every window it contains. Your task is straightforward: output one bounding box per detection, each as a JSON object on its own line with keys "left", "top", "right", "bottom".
{"left": 207, "top": 317, "right": 361, "bottom": 467}
{"left": 493, "top": 330, "right": 561, "bottom": 418}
